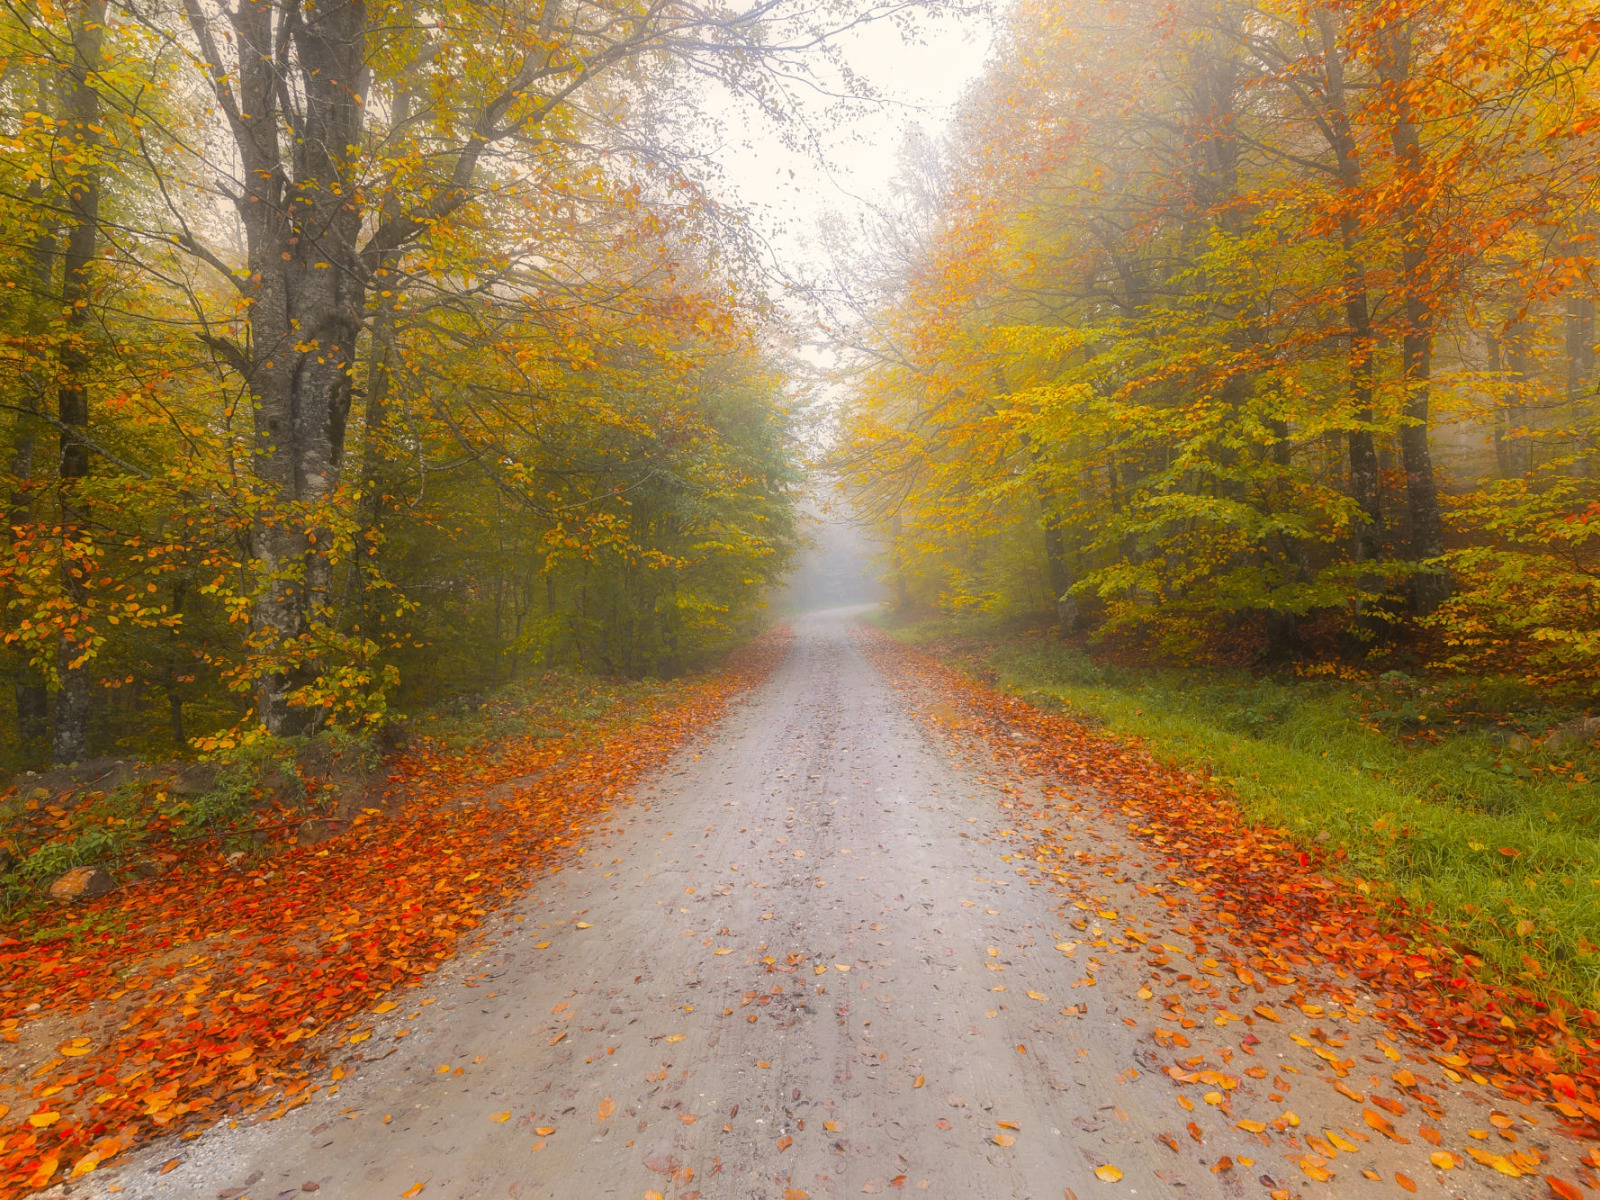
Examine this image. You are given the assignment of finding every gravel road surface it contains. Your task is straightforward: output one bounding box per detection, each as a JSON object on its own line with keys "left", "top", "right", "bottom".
{"left": 87, "top": 610, "right": 1565, "bottom": 1200}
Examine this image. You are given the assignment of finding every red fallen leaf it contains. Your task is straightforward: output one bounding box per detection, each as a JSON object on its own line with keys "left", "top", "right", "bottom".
{"left": 1548, "top": 1176, "right": 1584, "bottom": 1200}
{"left": 1369, "top": 1094, "right": 1406, "bottom": 1116}
{"left": 1188, "top": 1121, "right": 1204, "bottom": 1143}
{"left": 1212, "top": 1157, "right": 1234, "bottom": 1173}
{"left": 890, "top": 1177, "right": 907, "bottom": 1188}
{"left": 936, "top": 1118, "right": 952, "bottom": 1130}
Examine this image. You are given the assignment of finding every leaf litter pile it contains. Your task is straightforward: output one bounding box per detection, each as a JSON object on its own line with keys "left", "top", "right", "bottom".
{"left": 0, "top": 631, "right": 787, "bottom": 1198}
{"left": 861, "top": 625, "right": 1600, "bottom": 1196}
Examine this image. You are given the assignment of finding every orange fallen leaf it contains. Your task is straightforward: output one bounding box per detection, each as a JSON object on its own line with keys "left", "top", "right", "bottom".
{"left": 401, "top": 1185, "right": 425, "bottom": 1199}
{"left": 535, "top": 1126, "right": 555, "bottom": 1135}
{"left": 994, "top": 1133, "right": 1016, "bottom": 1147}
{"left": 1212, "top": 1157, "right": 1233, "bottom": 1173}
{"left": 1396, "top": 1173, "right": 1417, "bottom": 1193}
{"left": 1549, "top": 1176, "right": 1584, "bottom": 1200}
{"left": 1363, "top": 1110, "right": 1408, "bottom": 1142}
{"left": 598, "top": 1097, "right": 616, "bottom": 1121}
{"left": 914, "top": 1074, "right": 925, "bottom": 1088}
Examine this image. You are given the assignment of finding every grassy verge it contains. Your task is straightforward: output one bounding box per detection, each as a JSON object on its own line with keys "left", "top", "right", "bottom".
{"left": 876, "top": 612, "right": 1600, "bottom": 1008}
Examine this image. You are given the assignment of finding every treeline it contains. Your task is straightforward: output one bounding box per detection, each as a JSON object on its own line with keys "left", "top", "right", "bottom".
{"left": 835, "top": 0, "right": 1600, "bottom": 686}
{"left": 1, "top": 0, "right": 803, "bottom": 770}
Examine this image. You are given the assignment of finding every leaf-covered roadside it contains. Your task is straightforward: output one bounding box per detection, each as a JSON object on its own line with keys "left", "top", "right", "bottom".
{"left": 0, "top": 631, "right": 787, "bottom": 1197}
{"left": 858, "top": 626, "right": 1600, "bottom": 1157}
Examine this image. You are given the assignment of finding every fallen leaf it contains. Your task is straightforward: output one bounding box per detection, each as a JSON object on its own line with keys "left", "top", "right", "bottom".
{"left": 914, "top": 1074, "right": 925, "bottom": 1088}
{"left": 27, "top": 1113, "right": 60, "bottom": 1128}
{"left": 492, "top": 1111, "right": 511, "bottom": 1123}
{"left": 1549, "top": 1177, "right": 1584, "bottom": 1200}
{"left": 994, "top": 1133, "right": 1016, "bottom": 1147}
{"left": 1364, "top": 1110, "right": 1408, "bottom": 1142}
{"left": 1027, "top": 990, "right": 1047, "bottom": 1001}
{"left": 598, "top": 1097, "right": 616, "bottom": 1120}
{"left": 1236, "top": 1119, "right": 1266, "bottom": 1134}
{"left": 1094, "top": 1165, "right": 1122, "bottom": 1183}
{"left": 401, "top": 1185, "right": 425, "bottom": 1199}
{"left": 375, "top": 1001, "right": 397, "bottom": 1014}
{"left": 1396, "top": 1173, "right": 1417, "bottom": 1192}
{"left": 1431, "top": 1152, "right": 1457, "bottom": 1170}
{"left": 535, "top": 1126, "right": 555, "bottom": 1135}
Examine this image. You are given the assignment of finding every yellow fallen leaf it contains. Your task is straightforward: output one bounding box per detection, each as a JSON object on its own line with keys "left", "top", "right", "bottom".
{"left": 28, "top": 1113, "right": 60, "bottom": 1128}
{"left": 535, "top": 1126, "right": 555, "bottom": 1135}
{"left": 1027, "top": 990, "right": 1047, "bottom": 1001}
{"left": 375, "top": 1001, "right": 397, "bottom": 1014}
{"left": 1326, "top": 1132, "right": 1358, "bottom": 1153}
{"left": 401, "top": 1185, "right": 425, "bottom": 1198}
{"left": 1253, "top": 1005, "right": 1282, "bottom": 1022}
{"left": 492, "top": 1111, "right": 511, "bottom": 1123}
{"left": 994, "top": 1132, "right": 1016, "bottom": 1147}
{"left": 534, "top": 941, "right": 550, "bottom": 949}
{"left": 998, "top": 1120, "right": 1021, "bottom": 1130}
{"left": 833, "top": 964, "right": 851, "bottom": 972}
{"left": 574, "top": 922, "right": 592, "bottom": 929}
{"left": 714, "top": 948, "right": 732, "bottom": 955}
{"left": 348, "top": 1031, "right": 371, "bottom": 1044}
{"left": 59, "top": 1042, "right": 91, "bottom": 1057}
{"left": 1095, "top": 1165, "right": 1123, "bottom": 1183}
{"left": 1237, "top": 1120, "right": 1266, "bottom": 1134}
{"left": 1430, "top": 1152, "right": 1457, "bottom": 1170}
{"left": 1203, "top": 1092, "right": 1223, "bottom": 1106}
{"left": 665, "top": 1034, "right": 685, "bottom": 1043}
{"left": 646, "top": 1192, "right": 665, "bottom": 1200}
{"left": 1137, "top": 987, "right": 1153, "bottom": 1000}
{"left": 69, "top": 1152, "right": 101, "bottom": 1178}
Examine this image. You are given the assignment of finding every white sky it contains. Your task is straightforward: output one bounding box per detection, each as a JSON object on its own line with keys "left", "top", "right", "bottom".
{"left": 696, "top": 7, "right": 996, "bottom": 288}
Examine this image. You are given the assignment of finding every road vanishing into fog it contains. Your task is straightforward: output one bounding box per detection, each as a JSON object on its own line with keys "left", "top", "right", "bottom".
{"left": 91, "top": 610, "right": 1563, "bottom": 1200}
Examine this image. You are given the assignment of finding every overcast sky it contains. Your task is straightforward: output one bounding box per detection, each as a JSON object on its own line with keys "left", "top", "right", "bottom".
{"left": 696, "top": 6, "right": 995, "bottom": 291}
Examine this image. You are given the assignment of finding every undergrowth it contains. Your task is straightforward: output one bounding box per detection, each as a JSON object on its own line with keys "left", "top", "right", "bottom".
{"left": 877, "top": 612, "right": 1600, "bottom": 1007}
{"left": 1, "top": 669, "right": 672, "bottom": 930}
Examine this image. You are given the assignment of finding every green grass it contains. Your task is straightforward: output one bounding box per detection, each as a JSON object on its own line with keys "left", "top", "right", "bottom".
{"left": 879, "top": 614, "right": 1600, "bottom": 1008}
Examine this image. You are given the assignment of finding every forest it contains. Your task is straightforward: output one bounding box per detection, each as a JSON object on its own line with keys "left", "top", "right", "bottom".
{"left": 0, "top": 0, "right": 803, "bottom": 773}
{"left": 10, "top": 0, "right": 1600, "bottom": 1195}
{"left": 835, "top": 0, "right": 1600, "bottom": 687}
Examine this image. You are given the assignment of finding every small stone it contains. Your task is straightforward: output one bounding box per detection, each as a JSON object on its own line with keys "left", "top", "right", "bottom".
{"left": 302, "top": 1185, "right": 321, "bottom": 1193}
{"left": 298, "top": 817, "right": 342, "bottom": 846}
{"left": 48, "top": 866, "right": 114, "bottom": 901}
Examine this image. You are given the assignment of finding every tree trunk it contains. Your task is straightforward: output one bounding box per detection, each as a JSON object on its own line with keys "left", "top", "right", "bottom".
{"left": 52, "top": 0, "right": 106, "bottom": 765}
{"left": 209, "top": 0, "right": 370, "bottom": 734}
{"left": 1381, "top": 25, "right": 1450, "bottom": 614}
{"left": 1314, "top": 11, "right": 1384, "bottom": 566}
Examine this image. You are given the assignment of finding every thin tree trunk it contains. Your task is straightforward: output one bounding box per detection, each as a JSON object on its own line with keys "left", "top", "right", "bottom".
{"left": 52, "top": 0, "right": 107, "bottom": 765}
{"left": 1314, "top": 11, "right": 1384, "bottom": 566}
{"left": 1381, "top": 25, "right": 1450, "bottom": 613}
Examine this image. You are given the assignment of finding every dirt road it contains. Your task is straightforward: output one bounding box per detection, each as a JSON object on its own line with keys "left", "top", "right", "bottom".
{"left": 91, "top": 611, "right": 1561, "bottom": 1199}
